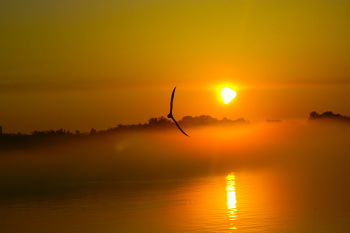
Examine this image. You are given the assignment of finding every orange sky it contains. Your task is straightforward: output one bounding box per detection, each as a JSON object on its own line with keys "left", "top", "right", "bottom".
{"left": 1, "top": 0, "right": 350, "bottom": 133}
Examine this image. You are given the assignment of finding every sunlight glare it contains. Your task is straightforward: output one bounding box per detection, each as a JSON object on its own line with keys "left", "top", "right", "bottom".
{"left": 220, "top": 87, "right": 236, "bottom": 104}
{"left": 226, "top": 173, "right": 237, "bottom": 230}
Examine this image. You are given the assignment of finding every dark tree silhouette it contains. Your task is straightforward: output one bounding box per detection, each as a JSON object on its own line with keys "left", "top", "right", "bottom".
{"left": 1, "top": 115, "right": 249, "bottom": 151}
{"left": 180, "top": 115, "right": 248, "bottom": 127}
{"left": 309, "top": 111, "right": 350, "bottom": 122}
{"left": 309, "top": 111, "right": 319, "bottom": 119}
{"left": 90, "top": 128, "right": 96, "bottom": 135}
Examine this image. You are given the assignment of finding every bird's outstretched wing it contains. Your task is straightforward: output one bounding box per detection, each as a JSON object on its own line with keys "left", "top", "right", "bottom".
{"left": 167, "top": 86, "right": 189, "bottom": 137}
{"left": 171, "top": 116, "right": 189, "bottom": 137}
{"left": 169, "top": 86, "right": 176, "bottom": 116}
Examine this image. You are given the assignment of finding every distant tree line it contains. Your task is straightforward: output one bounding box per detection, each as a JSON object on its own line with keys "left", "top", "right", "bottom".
{"left": 309, "top": 111, "right": 350, "bottom": 122}
{"left": 0, "top": 115, "right": 249, "bottom": 150}
{"left": 28, "top": 115, "right": 249, "bottom": 137}
{"left": 179, "top": 115, "right": 249, "bottom": 126}
{"left": 2, "top": 115, "right": 249, "bottom": 138}
{"left": 1, "top": 111, "right": 348, "bottom": 151}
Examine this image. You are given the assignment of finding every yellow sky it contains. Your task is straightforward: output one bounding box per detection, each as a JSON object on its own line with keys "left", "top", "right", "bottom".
{"left": 1, "top": 0, "right": 350, "bottom": 133}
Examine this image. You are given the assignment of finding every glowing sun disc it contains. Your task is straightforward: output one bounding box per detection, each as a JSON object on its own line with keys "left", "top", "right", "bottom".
{"left": 220, "top": 87, "right": 236, "bottom": 104}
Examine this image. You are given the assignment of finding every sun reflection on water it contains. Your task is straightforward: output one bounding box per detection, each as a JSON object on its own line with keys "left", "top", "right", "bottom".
{"left": 226, "top": 173, "right": 237, "bottom": 231}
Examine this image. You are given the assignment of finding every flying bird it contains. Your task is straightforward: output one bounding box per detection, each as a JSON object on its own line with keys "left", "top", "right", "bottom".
{"left": 167, "top": 86, "right": 189, "bottom": 137}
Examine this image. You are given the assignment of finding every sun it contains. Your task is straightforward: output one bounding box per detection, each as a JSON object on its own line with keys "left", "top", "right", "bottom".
{"left": 220, "top": 87, "right": 236, "bottom": 104}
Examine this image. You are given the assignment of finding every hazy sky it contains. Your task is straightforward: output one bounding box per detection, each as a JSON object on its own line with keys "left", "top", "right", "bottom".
{"left": 1, "top": 0, "right": 350, "bottom": 133}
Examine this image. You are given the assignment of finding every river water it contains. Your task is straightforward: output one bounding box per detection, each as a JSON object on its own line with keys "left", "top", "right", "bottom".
{"left": 1, "top": 125, "right": 350, "bottom": 232}
{"left": 1, "top": 168, "right": 350, "bottom": 233}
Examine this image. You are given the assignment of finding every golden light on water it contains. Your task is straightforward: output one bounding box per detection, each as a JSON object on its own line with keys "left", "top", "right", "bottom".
{"left": 226, "top": 173, "right": 237, "bottom": 231}
{"left": 220, "top": 87, "right": 236, "bottom": 104}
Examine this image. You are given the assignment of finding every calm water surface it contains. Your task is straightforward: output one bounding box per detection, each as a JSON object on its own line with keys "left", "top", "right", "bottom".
{"left": 1, "top": 169, "right": 350, "bottom": 233}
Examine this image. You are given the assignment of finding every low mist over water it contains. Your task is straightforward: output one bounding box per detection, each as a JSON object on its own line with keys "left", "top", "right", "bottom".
{"left": 2, "top": 122, "right": 350, "bottom": 183}
{"left": 1, "top": 122, "right": 350, "bottom": 232}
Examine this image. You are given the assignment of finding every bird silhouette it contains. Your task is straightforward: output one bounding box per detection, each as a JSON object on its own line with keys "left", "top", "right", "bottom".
{"left": 167, "top": 86, "right": 189, "bottom": 137}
